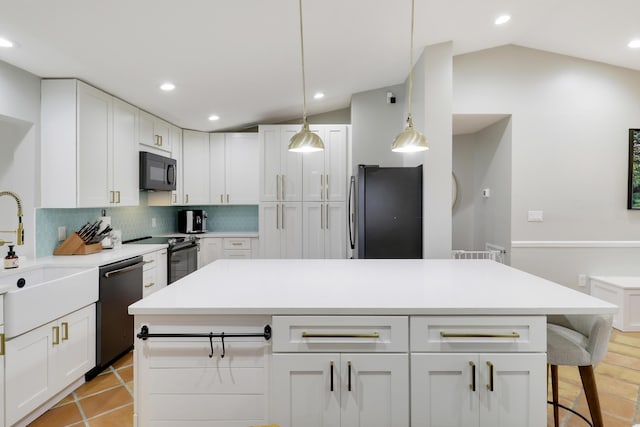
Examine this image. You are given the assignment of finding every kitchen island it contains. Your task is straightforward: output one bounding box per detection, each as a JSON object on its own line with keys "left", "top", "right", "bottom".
{"left": 129, "top": 259, "right": 617, "bottom": 427}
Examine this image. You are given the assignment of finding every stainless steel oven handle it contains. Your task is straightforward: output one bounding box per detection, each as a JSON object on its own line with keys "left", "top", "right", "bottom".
{"left": 104, "top": 262, "right": 144, "bottom": 278}
{"left": 170, "top": 244, "right": 198, "bottom": 254}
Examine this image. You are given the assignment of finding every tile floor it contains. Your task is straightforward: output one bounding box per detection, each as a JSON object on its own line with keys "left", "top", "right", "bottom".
{"left": 29, "top": 329, "right": 640, "bottom": 427}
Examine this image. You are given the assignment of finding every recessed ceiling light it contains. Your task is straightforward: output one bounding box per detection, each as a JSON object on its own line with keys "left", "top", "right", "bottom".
{"left": 628, "top": 40, "right": 640, "bottom": 48}
{"left": 208, "top": 115, "right": 220, "bottom": 121}
{"left": 160, "top": 82, "right": 175, "bottom": 91}
{"left": 495, "top": 15, "right": 511, "bottom": 25}
{"left": 0, "top": 37, "right": 14, "bottom": 48}
{"left": 314, "top": 92, "right": 325, "bottom": 99}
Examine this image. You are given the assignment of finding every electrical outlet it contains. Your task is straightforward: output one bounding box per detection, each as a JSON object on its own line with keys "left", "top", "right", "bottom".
{"left": 151, "top": 217, "right": 157, "bottom": 228}
{"left": 57, "top": 226, "right": 66, "bottom": 241}
{"left": 578, "top": 274, "right": 587, "bottom": 287}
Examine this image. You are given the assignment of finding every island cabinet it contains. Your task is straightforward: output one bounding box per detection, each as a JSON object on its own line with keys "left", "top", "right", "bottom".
{"left": 409, "top": 316, "right": 547, "bottom": 427}
{"left": 270, "top": 316, "right": 410, "bottom": 427}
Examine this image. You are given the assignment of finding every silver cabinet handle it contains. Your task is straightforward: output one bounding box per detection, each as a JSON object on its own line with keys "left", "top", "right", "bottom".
{"left": 281, "top": 204, "right": 285, "bottom": 229}
{"left": 282, "top": 175, "right": 286, "bottom": 200}
{"left": 469, "top": 361, "right": 476, "bottom": 391}
{"left": 326, "top": 204, "right": 329, "bottom": 229}
{"left": 486, "top": 361, "right": 494, "bottom": 391}
{"left": 440, "top": 332, "right": 520, "bottom": 338}
{"left": 276, "top": 204, "right": 280, "bottom": 229}
{"left": 321, "top": 204, "right": 324, "bottom": 229}
{"left": 321, "top": 175, "right": 324, "bottom": 201}
{"left": 276, "top": 175, "right": 280, "bottom": 201}
{"left": 326, "top": 174, "right": 329, "bottom": 200}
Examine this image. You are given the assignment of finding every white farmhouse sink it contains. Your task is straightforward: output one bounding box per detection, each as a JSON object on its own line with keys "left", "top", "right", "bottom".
{"left": 2, "top": 265, "right": 99, "bottom": 338}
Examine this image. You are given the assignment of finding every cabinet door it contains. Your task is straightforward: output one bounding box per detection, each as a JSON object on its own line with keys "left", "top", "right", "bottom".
{"left": 302, "top": 202, "right": 324, "bottom": 259}
{"left": 209, "top": 133, "right": 226, "bottom": 205}
{"left": 77, "top": 81, "right": 111, "bottom": 207}
{"left": 324, "top": 126, "right": 348, "bottom": 202}
{"left": 259, "top": 203, "right": 281, "bottom": 258}
{"left": 199, "top": 237, "right": 223, "bottom": 268}
{"left": 411, "top": 353, "right": 478, "bottom": 427}
{"left": 478, "top": 354, "right": 546, "bottom": 427}
{"left": 341, "top": 354, "right": 409, "bottom": 427}
{"left": 170, "top": 126, "right": 183, "bottom": 205}
{"left": 271, "top": 354, "right": 341, "bottom": 427}
{"left": 303, "top": 127, "right": 326, "bottom": 202}
{"left": 280, "top": 125, "right": 304, "bottom": 201}
{"left": 226, "top": 133, "right": 259, "bottom": 204}
{"left": 156, "top": 248, "right": 168, "bottom": 289}
{"left": 111, "top": 98, "right": 139, "bottom": 206}
{"left": 138, "top": 110, "right": 155, "bottom": 147}
{"left": 326, "top": 202, "right": 347, "bottom": 259}
{"left": 182, "top": 130, "right": 210, "bottom": 205}
{"left": 58, "top": 305, "right": 96, "bottom": 389}
{"left": 5, "top": 322, "right": 56, "bottom": 426}
{"left": 154, "top": 119, "right": 171, "bottom": 152}
{"left": 282, "top": 202, "right": 303, "bottom": 259}
{"left": 259, "top": 125, "right": 281, "bottom": 201}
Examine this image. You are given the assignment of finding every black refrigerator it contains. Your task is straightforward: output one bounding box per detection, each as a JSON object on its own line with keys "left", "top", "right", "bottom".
{"left": 356, "top": 164, "right": 423, "bottom": 259}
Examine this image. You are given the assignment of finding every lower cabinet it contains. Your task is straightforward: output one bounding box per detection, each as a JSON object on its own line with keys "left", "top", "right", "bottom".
{"left": 5, "top": 304, "right": 96, "bottom": 426}
{"left": 142, "top": 249, "right": 168, "bottom": 298}
{"left": 411, "top": 353, "right": 546, "bottom": 427}
{"left": 271, "top": 353, "right": 409, "bottom": 427}
{"left": 199, "top": 237, "right": 258, "bottom": 268}
{"left": 302, "top": 202, "right": 347, "bottom": 259}
{"left": 259, "top": 202, "right": 303, "bottom": 258}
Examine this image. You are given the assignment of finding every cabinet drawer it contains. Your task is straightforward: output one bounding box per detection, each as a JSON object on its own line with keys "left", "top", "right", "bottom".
{"left": 142, "top": 252, "right": 157, "bottom": 271}
{"left": 222, "top": 249, "right": 252, "bottom": 259}
{"left": 142, "top": 270, "right": 158, "bottom": 298}
{"left": 272, "top": 316, "right": 408, "bottom": 352}
{"left": 410, "top": 316, "right": 546, "bottom": 352}
{"left": 223, "top": 238, "right": 251, "bottom": 250}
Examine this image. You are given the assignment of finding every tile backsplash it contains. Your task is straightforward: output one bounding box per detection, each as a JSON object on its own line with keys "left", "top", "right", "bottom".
{"left": 36, "top": 192, "right": 258, "bottom": 257}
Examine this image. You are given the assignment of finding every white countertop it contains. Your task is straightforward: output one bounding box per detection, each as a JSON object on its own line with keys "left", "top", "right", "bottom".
{"left": 590, "top": 276, "right": 640, "bottom": 288}
{"left": 155, "top": 232, "right": 258, "bottom": 238}
{"left": 129, "top": 259, "right": 618, "bottom": 316}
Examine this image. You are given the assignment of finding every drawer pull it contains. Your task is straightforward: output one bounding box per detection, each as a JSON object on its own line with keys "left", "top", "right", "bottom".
{"left": 144, "top": 282, "right": 155, "bottom": 288}
{"left": 439, "top": 332, "right": 520, "bottom": 339}
{"left": 347, "top": 361, "right": 352, "bottom": 391}
{"left": 231, "top": 242, "right": 242, "bottom": 246}
{"left": 143, "top": 259, "right": 155, "bottom": 265}
{"left": 486, "top": 361, "right": 494, "bottom": 391}
{"left": 330, "top": 361, "right": 334, "bottom": 392}
{"left": 469, "top": 361, "right": 476, "bottom": 391}
{"left": 0, "top": 333, "right": 5, "bottom": 356}
{"left": 52, "top": 326, "right": 60, "bottom": 345}
{"left": 302, "top": 332, "right": 380, "bottom": 339}
{"left": 61, "top": 322, "right": 69, "bottom": 341}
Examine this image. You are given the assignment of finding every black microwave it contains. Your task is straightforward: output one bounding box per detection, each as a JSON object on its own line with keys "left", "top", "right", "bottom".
{"left": 139, "top": 151, "right": 177, "bottom": 191}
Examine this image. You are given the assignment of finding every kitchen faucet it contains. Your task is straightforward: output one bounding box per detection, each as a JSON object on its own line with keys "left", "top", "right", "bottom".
{"left": 0, "top": 191, "right": 24, "bottom": 246}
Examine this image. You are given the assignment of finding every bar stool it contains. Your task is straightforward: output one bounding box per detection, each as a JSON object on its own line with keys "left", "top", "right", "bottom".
{"left": 547, "top": 314, "right": 613, "bottom": 427}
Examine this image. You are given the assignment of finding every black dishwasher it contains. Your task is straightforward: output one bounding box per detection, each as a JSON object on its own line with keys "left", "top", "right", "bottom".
{"left": 86, "top": 256, "right": 143, "bottom": 380}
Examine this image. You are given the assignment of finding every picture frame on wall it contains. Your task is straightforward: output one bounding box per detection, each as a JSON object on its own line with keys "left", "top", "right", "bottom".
{"left": 629, "top": 129, "right": 640, "bottom": 209}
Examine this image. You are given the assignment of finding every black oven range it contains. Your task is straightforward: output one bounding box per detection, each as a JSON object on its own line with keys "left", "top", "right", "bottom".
{"left": 123, "top": 235, "right": 198, "bottom": 284}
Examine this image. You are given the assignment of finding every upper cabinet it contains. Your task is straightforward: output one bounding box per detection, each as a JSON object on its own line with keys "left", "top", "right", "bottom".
{"left": 138, "top": 110, "right": 171, "bottom": 153}
{"left": 41, "top": 79, "right": 139, "bottom": 208}
{"left": 182, "top": 130, "right": 210, "bottom": 205}
{"left": 259, "top": 125, "right": 303, "bottom": 202}
{"left": 210, "top": 133, "right": 259, "bottom": 205}
{"left": 170, "top": 126, "right": 183, "bottom": 206}
{"left": 302, "top": 125, "right": 349, "bottom": 202}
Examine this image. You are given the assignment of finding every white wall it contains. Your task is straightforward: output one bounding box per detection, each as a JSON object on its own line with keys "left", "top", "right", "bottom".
{"left": 452, "top": 133, "right": 476, "bottom": 250}
{"left": 454, "top": 45, "right": 640, "bottom": 288}
{"left": 0, "top": 60, "right": 40, "bottom": 259}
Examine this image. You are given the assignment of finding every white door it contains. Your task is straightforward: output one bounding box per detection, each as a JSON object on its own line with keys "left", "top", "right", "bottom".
{"left": 411, "top": 353, "right": 479, "bottom": 427}
{"left": 478, "top": 353, "right": 546, "bottom": 427}
{"left": 341, "top": 354, "right": 409, "bottom": 427}
{"left": 282, "top": 202, "right": 303, "bottom": 259}
{"left": 170, "top": 126, "right": 183, "bottom": 205}
{"left": 209, "top": 133, "right": 226, "bottom": 205}
{"left": 226, "top": 133, "right": 259, "bottom": 204}
{"left": 324, "top": 125, "right": 348, "bottom": 202}
{"left": 326, "top": 202, "right": 347, "bottom": 259}
{"left": 156, "top": 249, "right": 168, "bottom": 289}
{"left": 259, "top": 125, "right": 281, "bottom": 201}
{"left": 302, "top": 202, "right": 325, "bottom": 259}
{"left": 259, "top": 203, "right": 281, "bottom": 258}
{"left": 77, "top": 81, "right": 111, "bottom": 207}
{"left": 111, "top": 98, "right": 139, "bottom": 206}
{"left": 303, "top": 127, "right": 326, "bottom": 202}
{"left": 182, "top": 130, "right": 210, "bottom": 205}
{"left": 138, "top": 109, "right": 156, "bottom": 147}
{"left": 57, "top": 305, "right": 96, "bottom": 389}
{"left": 280, "top": 125, "right": 303, "bottom": 201}
{"left": 271, "top": 354, "right": 341, "bottom": 427}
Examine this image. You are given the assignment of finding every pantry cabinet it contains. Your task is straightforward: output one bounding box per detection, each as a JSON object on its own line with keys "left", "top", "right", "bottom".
{"left": 41, "top": 79, "right": 138, "bottom": 208}
{"left": 302, "top": 202, "right": 347, "bottom": 259}
{"left": 259, "top": 202, "right": 303, "bottom": 258}
{"left": 259, "top": 125, "right": 303, "bottom": 202}
{"left": 210, "top": 133, "right": 259, "bottom": 205}
{"left": 138, "top": 109, "right": 171, "bottom": 153}
{"left": 182, "top": 130, "right": 210, "bottom": 205}
{"left": 302, "top": 125, "right": 349, "bottom": 202}
{"left": 5, "top": 304, "right": 95, "bottom": 426}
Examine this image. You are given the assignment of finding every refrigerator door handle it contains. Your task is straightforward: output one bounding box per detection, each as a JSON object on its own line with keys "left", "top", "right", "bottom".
{"left": 348, "top": 176, "right": 355, "bottom": 250}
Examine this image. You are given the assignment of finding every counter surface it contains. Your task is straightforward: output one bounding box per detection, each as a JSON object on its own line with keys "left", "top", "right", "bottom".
{"left": 129, "top": 259, "right": 618, "bottom": 316}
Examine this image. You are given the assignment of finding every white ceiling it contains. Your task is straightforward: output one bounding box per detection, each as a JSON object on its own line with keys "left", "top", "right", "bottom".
{"left": 1, "top": 0, "right": 639, "bottom": 132}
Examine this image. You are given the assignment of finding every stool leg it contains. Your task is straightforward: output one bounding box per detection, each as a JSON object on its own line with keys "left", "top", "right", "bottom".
{"left": 551, "top": 364, "right": 559, "bottom": 427}
{"left": 579, "top": 365, "right": 603, "bottom": 427}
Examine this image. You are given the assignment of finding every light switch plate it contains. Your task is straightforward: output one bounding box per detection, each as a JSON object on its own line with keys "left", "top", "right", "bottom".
{"left": 57, "top": 226, "right": 66, "bottom": 241}
{"left": 527, "top": 210, "right": 544, "bottom": 222}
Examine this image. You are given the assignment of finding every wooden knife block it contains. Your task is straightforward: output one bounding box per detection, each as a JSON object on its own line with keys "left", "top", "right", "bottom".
{"left": 54, "top": 232, "right": 102, "bottom": 255}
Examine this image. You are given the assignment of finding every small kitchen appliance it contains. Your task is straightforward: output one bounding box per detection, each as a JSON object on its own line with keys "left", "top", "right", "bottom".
{"left": 178, "top": 209, "right": 207, "bottom": 234}
{"left": 139, "top": 151, "right": 177, "bottom": 191}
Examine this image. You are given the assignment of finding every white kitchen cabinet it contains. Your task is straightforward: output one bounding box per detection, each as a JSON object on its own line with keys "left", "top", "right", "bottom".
{"left": 302, "top": 202, "right": 347, "bottom": 259}
{"left": 222, "top": 237, "right": 253, "bottom": 259}
{"left": 0, "top": 296, "right": 4, "bottom": 426}
{"left": 411, "top": 353, "right": 546, "bottom": 427}
{"left": 41, "top": 79, "right": 138, "bottom": 208}
{"left": 259, "top": 125, "right": 303, "bottom": 202}
{"left": 5, "top": 304, "right": 95, "bottom": 426}
{"left": 143, "top": 249, "right": 168, "bottom": 298}
{"left": 182, "top": 130, "right": 210, "bottom": 205}
{"left": 302, "top": 125, "right": 349, "bottom": 202}
{"left": 210, "top": 133, "right": 259, "bottom": 205}
{"left": 198, "top": 237, "right": 223, "bottom": 268}
{"left": 138, "top": 109, "right": 171, "bottom": 153}
{"left": 170, "top": 126, "right": 183, "bottom": 205}
{"left": 259, "top": 202, "right": 302, "bottom": 258}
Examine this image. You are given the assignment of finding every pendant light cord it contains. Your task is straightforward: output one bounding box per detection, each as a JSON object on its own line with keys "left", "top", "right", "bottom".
{"left": 407, "top": 0, "right": 415, "bottom": 122}
{"left": 298, "top": 0, "right": 308, "bottom": 124}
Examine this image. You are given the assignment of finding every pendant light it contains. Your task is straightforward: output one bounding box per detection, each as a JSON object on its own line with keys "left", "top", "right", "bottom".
{"left": 391, "top": 0, "right": 429, "bottom": 153}
{"left": 288, "top": 0, "right": 325, "bottom": 153}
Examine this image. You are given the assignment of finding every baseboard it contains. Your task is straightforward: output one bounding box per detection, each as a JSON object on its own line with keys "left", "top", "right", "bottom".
{"left": 512, "top": 241, "right": 640, "bottom": 248}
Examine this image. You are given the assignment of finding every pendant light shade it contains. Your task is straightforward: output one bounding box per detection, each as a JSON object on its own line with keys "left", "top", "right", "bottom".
{"left": 392, "top": 0, "right": 429, "bottom": 153}
{"left": 288, "top": 0, "right": 324, "bottom": 152}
